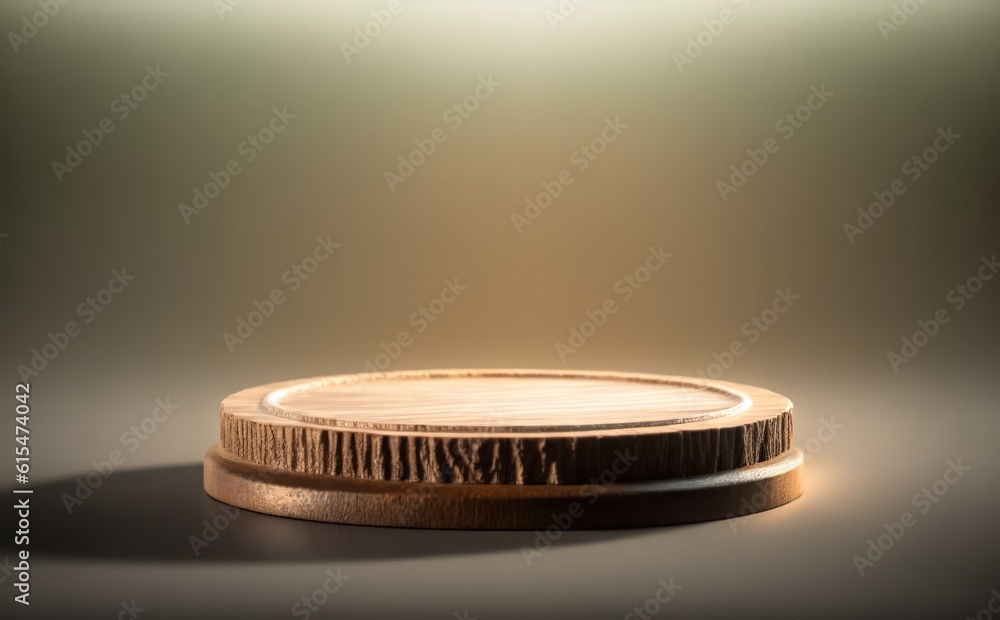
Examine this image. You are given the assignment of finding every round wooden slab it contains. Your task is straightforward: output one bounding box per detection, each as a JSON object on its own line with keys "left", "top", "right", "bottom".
{"left": 206, "top": 370, "right": 801, "bottom": 528}
{"left": 215, "top": 370, "right": 794, "bottom": 485}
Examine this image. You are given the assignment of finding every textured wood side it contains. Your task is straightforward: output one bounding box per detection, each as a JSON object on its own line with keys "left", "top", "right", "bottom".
{"left": 219, "top": 408, "right": 793, "bottom": 485}
{"left": 215, "top": 370, "right": 796, "bottom": 485}
{"left": 204, "top": 444, "right": 805, "bottom": 529}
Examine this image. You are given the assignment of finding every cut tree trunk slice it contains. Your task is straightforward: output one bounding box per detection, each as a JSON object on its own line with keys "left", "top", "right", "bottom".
{"left": 205, "top": 370, "right": 802, "bottom": 528}
{"left": 214, "top": 369, "right": 795, "bottom": 485}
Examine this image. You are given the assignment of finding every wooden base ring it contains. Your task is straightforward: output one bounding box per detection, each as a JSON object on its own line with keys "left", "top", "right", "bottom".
{"left": 204, "top": 444, "right": 804, "bottom": 530}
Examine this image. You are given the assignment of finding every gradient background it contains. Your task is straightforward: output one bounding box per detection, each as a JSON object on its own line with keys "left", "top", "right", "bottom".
{"left": 2, "top": 0, "right": 999, "bottom": 618}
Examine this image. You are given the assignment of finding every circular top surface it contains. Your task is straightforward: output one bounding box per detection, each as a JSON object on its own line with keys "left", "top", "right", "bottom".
{"left": 262, "top": 373, "right": 751, "bottom": 433}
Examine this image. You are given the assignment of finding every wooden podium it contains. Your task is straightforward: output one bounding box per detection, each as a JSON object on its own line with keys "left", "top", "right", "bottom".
{"left": 204, "top": 369, "right": 803, "bottom": 529}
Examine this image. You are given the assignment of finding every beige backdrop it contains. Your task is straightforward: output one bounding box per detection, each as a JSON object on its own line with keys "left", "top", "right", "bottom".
{"left": 2, "top": 1, "right": 998, "bottom": 618}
